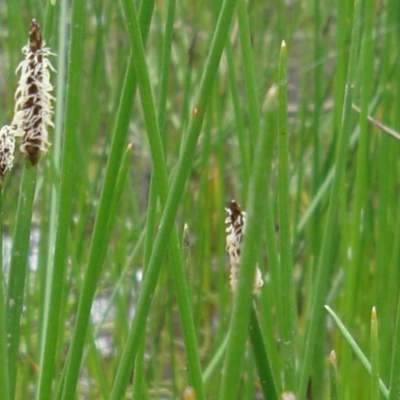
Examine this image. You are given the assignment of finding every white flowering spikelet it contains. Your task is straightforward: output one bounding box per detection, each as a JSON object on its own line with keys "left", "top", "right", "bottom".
{"left": 225, "top": 200, "right": 263, "bottom": 293}
{"left": 0, "top": 125, "right": 15, "bottom": 178}
{"left": 12, "top": 19, "right": 55, "bottom": 165}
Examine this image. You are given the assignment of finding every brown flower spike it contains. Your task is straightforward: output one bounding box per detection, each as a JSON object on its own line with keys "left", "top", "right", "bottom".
{"left": 12, "top": 19, "right": 55, "bottom": 165}
{"left": 225, "top": 200, "right": 263, "bottom": 293}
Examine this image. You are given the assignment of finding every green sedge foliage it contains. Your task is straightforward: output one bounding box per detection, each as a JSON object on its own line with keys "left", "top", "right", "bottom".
{"left": 0, "top": 0, "right": 399, "bottom": 399}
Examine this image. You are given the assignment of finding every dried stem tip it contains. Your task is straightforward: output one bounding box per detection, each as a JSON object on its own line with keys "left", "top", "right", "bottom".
{"left": 12, "top": 19, "right": 55, "bottom": 165}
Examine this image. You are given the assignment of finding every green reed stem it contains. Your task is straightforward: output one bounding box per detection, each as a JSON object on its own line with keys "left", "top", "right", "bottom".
{"left": 59, "top": 1, "right": 156, "bottom": 399}
{"left": 225, "top": 42, "right": 250, "bottom": 188}
{"left": 132, "top": 0, "right": 175, "bottom": 396}
{"left": 249, "top": 305, "right": 279, "bottom": 400}
{"left": 370, "top": 307, "right": 380, "bottom": 400}
{"left": 219, "top": 78, "right": 274, "bottom": 400}
{"left": 36, "top": 0, "right": 86, "bottom": 398}
{"left": 277, "top": 40, "right": 297, "bottom": 392}
{"left": 236, "top": 0, "right": 260, "bottom": 155}
{"left": 0, "top": 186, "right": 10, "bottom": 400}
{"left": 115, "top": 0, "right": 205, "bottom": 398}
{"left": 6, "top": 165, "right": 37, "bottom": 399}
{"left": 298, "top": 1, "right": 362, "bottom": 397}
{"left": 329, "top": 351, "right": 339, "bottom": 400}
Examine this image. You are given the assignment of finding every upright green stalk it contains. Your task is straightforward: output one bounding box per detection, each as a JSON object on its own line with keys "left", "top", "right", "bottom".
{"left": 374, "top": 0, "right": 399, "bottom": 382}
{"left": 329, "top": 351, "right": 339, "bottom": 400}
{"left": 225, "top": 42, "right": 250, "bottom": 188}
{"left": 236, "top": 0, "right": 260, "bottom": 155}
{"left": 298, "top": 1, "right": 362, "bottom": 397}
{"left": 307, "top": 0, "right": 324, "bottom": 268}
{"left": 6, "top": 165, "right": 37, "bottom": 399}
{"left": 341, "top": 0, "right": 373, "bottom": 394}
{"left": 122, "top": 1, "right": 205, "bottom": 397}
{"left": 249, "top": 305, "right": 279, "bottom": 400}
{"left": 370, "top": 307, "right": 380, "bottom": 400}
{"left": 36, "top": 1, "right": 85, "bottom": 398}
{"left": 311, "top": 0, "right": 323, "bottom": 192}
{"left": 260, "top": 86, "right": 284, "bottom": 393}
{"left": 277, "top": 40, "right": 297, "bottom": 392}
{"left": 59, "top": 1, "right": 156, "bottom": 399}
{"left": 132, "top": 0, "right": 176, "bottom": 397}
{"left": 0, "top": 187, "right": 10, "bottom": 400}
{"left": 219, "top": 84, "right": 273, "bottom": 400}
{"left": 344, "top": 0, "right": 374, "bottom": 320}
{"left": 110, "top": 0, "right": 238, "bottom": 397}
{"left": 36, "top": 0, "right": 67, "bottom": 396}
{"left": 156, "top": 0, "right": 175, "bottom": 136}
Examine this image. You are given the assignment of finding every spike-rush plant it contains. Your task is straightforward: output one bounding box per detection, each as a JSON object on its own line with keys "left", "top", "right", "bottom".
{"left": 1, "top": 1, "right": 400, "bottom": 399}
{"left": 3, "top": 18, "right": 56, "bottom": 400}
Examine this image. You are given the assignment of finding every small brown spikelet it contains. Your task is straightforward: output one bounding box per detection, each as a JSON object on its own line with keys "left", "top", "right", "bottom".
{"left": 0, "top": 126, "right": 15, "bottom": 179}
{"left": 12, "top": 19, "right": 56, "bottom": 165}
{"left": 225, "top": 200, "right": 246, "bottom": 267}
{"left": 225, "top": 200, "right": 263, "bottom": 293}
